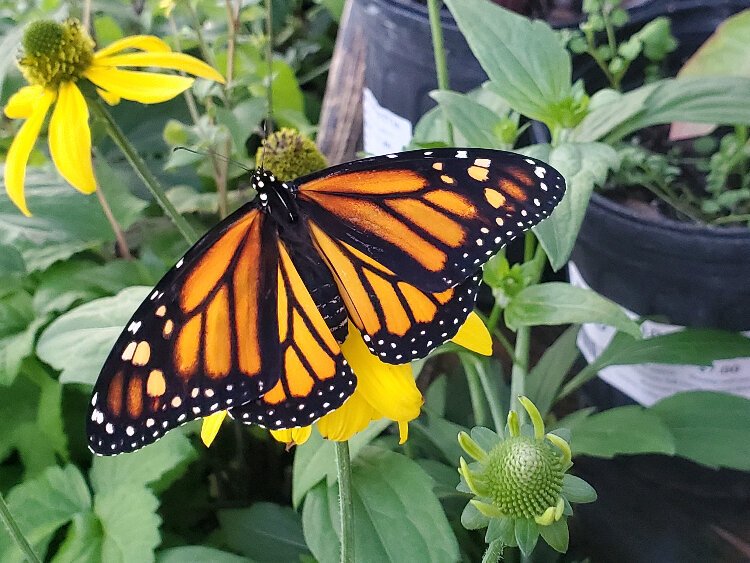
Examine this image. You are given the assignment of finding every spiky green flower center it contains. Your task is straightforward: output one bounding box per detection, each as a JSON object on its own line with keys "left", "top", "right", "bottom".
{"left": 256, "top": 128, "right": 328, "bottom": 180}
{"left": 483, "top": 436, "right": 564, "bottom": 519}
{"left": 20, "top": 19, "right": 94, "bottom": 88}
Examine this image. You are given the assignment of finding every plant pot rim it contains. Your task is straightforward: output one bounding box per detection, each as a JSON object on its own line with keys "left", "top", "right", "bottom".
{"left": 589, "top": 191, "right": 750, "bottom": 241}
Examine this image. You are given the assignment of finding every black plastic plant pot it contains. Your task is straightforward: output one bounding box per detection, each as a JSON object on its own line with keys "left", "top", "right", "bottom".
{"left": 358, "top": 0, "right": 488, "bottom": 154}
{"left": 568, "top": 0, "right": 750, "bottom": 409}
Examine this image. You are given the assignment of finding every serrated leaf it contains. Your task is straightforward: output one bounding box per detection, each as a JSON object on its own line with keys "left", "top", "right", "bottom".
{"left": 304, "top": 447, "right": 460, "bottom": 563}
{"left": 561, "top": 474, "right": 597, "bottom": 503}
{"left": 0, "top": 167, "right": 144, "bottom": 272}
{"left": 0, "top": 465, "right": 91, "bottom": 562}
{"left": 90, "top": 431, "right": 196, "bottom": 494}
{"left": 505, "top": 283, "right": 641, "bottom": 337}
{"left": 219, "top": 502, "right": 309, "bottom": 562}
{"left": 443, "top": 0, "right": 571, "bottom": 125}
{"left": 651, "top": 391, "right": 750, "bottom": 470}
{"left": 569, "top": 406, "right": 675, "bottom": 458}
{"left": 94, "top": 486, "right": 161, "bottom": 563}
{"left": 525, "top": 142, "right": 619, "bottom": 269}
{"left": 53, "top": 512, "right": 103, "bottom": 563}
{"left": 37, "top": 286, "right": 151, "bottom": 385}
{"left": 156, "top": 547, "right": 251, "bottom": 563}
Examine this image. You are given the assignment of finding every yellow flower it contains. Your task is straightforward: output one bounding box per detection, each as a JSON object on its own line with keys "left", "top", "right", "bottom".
{"left": 201, "top": 312, "right": 493, "bottom": 447}
{"left": 3, "top": 19, "right": 224, "bottom": 216}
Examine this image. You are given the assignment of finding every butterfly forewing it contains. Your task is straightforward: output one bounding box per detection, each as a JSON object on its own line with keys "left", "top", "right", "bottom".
{"left": 295, "top": 148, "right": 565, "bottom": 293}
{"left": 87, "top": 206, "right": 280, "bottom": 454}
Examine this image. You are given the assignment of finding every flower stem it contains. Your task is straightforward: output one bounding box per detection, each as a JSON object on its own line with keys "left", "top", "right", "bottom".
{"left": 482, "top": 538, "right": 504, "bottom": 563}
{"left": 95, "top": 183, "right": 132, "bottom": 259}
{"left": 426, "top": 0, "right": 453, "bottom": 145}
{"left": 335, "top": 440, "right": 355, "bottom": 563}
{"left": 92, "top": 101, "right": 198, "bottom": 245}
{"left": 0, "top": 492, "right": 40, "bottom": 563}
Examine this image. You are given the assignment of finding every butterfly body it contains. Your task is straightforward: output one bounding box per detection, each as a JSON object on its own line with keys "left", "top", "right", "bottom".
{"left": 87, "top": 148, "right": 565, "bottom": 455}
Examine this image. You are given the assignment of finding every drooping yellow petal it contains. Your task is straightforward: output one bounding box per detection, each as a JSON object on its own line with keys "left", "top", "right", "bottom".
{"left": 452, "top": 311, "right": 493, "bottom": 356}
{"left": 84, "top": 66, "right": 194, "bottom": 104}
{"left": 94, "top": 52, "right": 225, "bottom": 83}
{"left": 317, "top": 390, "right": 374, "bottom": 442}
{"left": 48, "top": 82, "right": 96, "bottom": 194}
{"left": 201, "top": 410, "right": 228, "bottom": 447}
{"left": 270, "top": 426, "right": 313, "bottom": 446}
{"left": 96, "top": 88, "right": 121, "bottom": 106}
{"left": 94, "top": 35, "right": 171, "bottom": 59}
{"left": 341, "top": 324, "right": 422, "bottom": 423}
{"left": 4, "top": 89, "right": 55, "bottom": 216}
{"left": 398, "top": 421, "right": 409, "bottom": 444}
{"left": 4, "top": 85, "right": 46, "bottom": 119}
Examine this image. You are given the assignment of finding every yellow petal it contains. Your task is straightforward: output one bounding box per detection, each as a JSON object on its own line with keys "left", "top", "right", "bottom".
{"left": 398, "top": 421, "right": 409, "bottom": 444}
{"left": 342, "top": 324, "right": 422, "bottom": 423}
{"left": 94, "top": 35, "right": 171, "bottom": 59}
{"left": 317, "top": 391, "right": 374, "bottom": 441}
{"left": 4, "top": 85, "right": 45, "bottom": 119}
{"left": 96, "top": 87, "right": 121, "bottom": 106}
{"left": 4, "top": 89, "right": 55, "bottom": 216}
{"left": 270, "top": 426, "right": 312, "bottom": 446}
{"left": 84, "top": 66, "right": 195, "bottom": 104}
{"left": 48, "top": 82, "right": 96, "bottom": 194}
{"left": 452, "top": 311, "right": 493, "bottom": 356}
{"left": 201, "top": 410, "right": 228, "bottom": 447}
{"left": 94, "top": 52, "right": 225, "bottom": 84}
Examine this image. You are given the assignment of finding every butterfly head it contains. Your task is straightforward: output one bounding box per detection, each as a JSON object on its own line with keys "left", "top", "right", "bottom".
{"left": 252, "top": 168, "right": 298, "bottom": 222}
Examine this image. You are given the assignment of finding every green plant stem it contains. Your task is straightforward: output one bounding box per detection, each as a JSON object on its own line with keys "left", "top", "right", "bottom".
{"left": 335, "top": 441, "right": 355, "bottom": 563}
{"left": 482, "top": 539, "right": 504, "bottom": 563}
{"left": 95, "top": 182, "right": 132, "bottom": 259}
{"left": 92, "top": 101, "right": 198, "bottom": 245}
{"left": 0, "top": 492, "right": 40, "bottom": 563}
{"left": 465, "top": 361, "right": 490, "bottom": 428}
{"left": 426, "top": 0, "right": 453, "bottom": 145}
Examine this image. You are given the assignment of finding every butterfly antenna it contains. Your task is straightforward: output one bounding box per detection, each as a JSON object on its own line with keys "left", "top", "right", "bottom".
{"left": 260, "top": 0, "right": 274, "bottom": 172}
{"left": 173, "top": 146, "right": 252, "bottom": 173}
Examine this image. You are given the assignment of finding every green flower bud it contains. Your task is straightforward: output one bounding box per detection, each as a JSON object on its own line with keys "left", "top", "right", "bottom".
{"left": 20, "top": 19, "right": 94, "bottom": 88}
{"left": 255, "top": 128, "right": 328, "bottom": 180}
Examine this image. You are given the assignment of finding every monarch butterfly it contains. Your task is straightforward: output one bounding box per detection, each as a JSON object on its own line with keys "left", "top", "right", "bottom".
{"left": 87, "top": 148, "right": 565, "bottom": 455}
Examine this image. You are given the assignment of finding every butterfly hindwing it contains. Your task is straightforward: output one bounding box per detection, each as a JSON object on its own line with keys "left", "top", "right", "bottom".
{"left": 229, "top": 234, "right": 355, "bottom": 429}
{"left": 87, "top": 206, "right": 281, "bottom": 454}
{"left": 295, "top": 148, "right": 565, "bottom": 292}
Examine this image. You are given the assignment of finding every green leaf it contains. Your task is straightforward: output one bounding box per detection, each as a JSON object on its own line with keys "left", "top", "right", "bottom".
{"left": 0, "top": 465, "right": 91, "bottom": 562}
{"left": 301, "top": 483, "right": 340, "bottom": 563}
{"left": 0, "top": 290, "right": 40, "bottom": 384}
{"left": 485, "top": 516, "right": 515, "bottom": 546}
{"left": 90, "top": 431, "right": 196, "bottom": 494}
{"left": 215, "top": 98, "right": 266, "bottom": 155}
{"left": 53, "top": 512, "right": 103, "bottom": 563}
{"left": 94, "top": 486, "right": 161, "bottom": 563}
{"left": 504, "top": 283, "right": 641, "bottom": 337}
{"left": 0, "top": 244, "right": 25, "bottom": 277}
{"left": 571, "top": 84, "right": 657, "bottom": 143}
{"left": 37, "top": 286, "right": 151, "bottom": 385}
{"left": 538, "top": 518, "right": 569, "bottom": 553}
{"left": 410, "top": 411, "right": 468, "bottom": 465}
{"left": 431, "top": 90, "right": 508, "bottom": 149}
{"left": 304, "top": 447, "right": 460, "bottom": 563}
{"left": 270, "top": 60, "right": 304, "bottom": 114}
{"left": 526, "top": 325, "right": 580, "bottom": 416}
{"left": 157, "top": 547, "right": 251, "bottom": 563}
{"left": 525, "top": 142, "right": 619, "bottom": 269}
{"left": 460, "top": 501, "right": 489, "bottom": 530}
{"left": 561, "top": 474, "right": 597, "bottom": 504}
{"left": 219, "top": 502, "right": 309, "bottom": 562}
{"left": 514, "top": 518, "right": 539, "bottom": 556}
{"left": 443, "top": 0, "right": 571, "bottom": 124}
{"left": 563, "top": 329, "right": 750, "bottom": 397}
{"left": 292, "top": 420, "right": 390, "bottom": 507}
{"left": 0, "top": 167, "right": 145, "bottom": 272}
{"left": 677, "top": 11, "right": 750, "bottom": 79}
{"left": 603, "top": 76, "right": 750, "bottom": 142}
{"left": 569, "top": 406, "right": 675, "bottom": 458}
{"left": 651, "top": 391, "right": 750, "bottom": 470}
